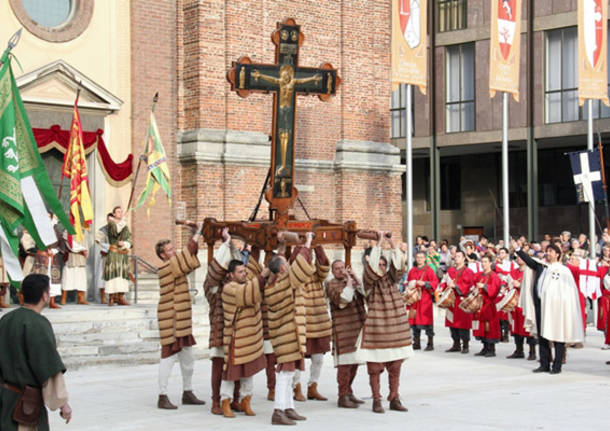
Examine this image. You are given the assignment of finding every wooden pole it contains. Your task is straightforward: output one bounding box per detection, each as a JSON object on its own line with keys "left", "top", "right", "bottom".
{"left": 597, "top": 131, "right": 610, "bottom": 232}
{"left": 58, "top": 84, "right": 82, "bottom": 201}
{"left": 126, "top": 92, "right": 159, "bottom": 210}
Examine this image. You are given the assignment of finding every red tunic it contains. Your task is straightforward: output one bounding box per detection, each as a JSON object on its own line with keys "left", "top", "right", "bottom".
{"left": 405, "top": 266, "right": 438, "bottom": 326}
{"left": 441, "top": 266, "right": 474, "bottom": 330}
{"left": 508, "top": 267, "right": 530, "bottom": 337}
{"left": 566, "top": 263, "right": 588, "bottom": 331}
{"left": 472, "top": 271, "right": 501, "bottom": 341}
{"left": 495, "top": 260, "right": 517, "bottom": 322}
{"left": 596, "top": 264, "right": 610, "bottom": 333}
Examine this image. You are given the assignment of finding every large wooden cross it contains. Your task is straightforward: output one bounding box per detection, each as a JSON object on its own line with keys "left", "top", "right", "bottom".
{"left": 227, "top": 17, "right": 341, "bottom": 224}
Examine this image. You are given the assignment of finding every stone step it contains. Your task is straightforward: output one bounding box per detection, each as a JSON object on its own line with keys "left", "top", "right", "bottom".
{"left": 62, "top": 347, "right": 209, "bottom": 370}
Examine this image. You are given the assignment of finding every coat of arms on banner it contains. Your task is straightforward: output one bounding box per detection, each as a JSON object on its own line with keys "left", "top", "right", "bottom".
{"left": 399, "top": 0, "right": 421, "bottom": 49}
{"left": 584, "top": 0, "right": 604, "bottom": 69}
{"left": 498, "top": 0, "right": 517, "bottom": 60}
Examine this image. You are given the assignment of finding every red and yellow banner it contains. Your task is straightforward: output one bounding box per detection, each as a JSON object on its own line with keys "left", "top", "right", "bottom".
{"left": 61, "top": 96, "right": 93, "bottom": 242}
{"left": 578, "top": 0, "right": 609, "bottom": 106}
{"left": 489, "top": 0, "right": 521, "bottom": 101}
{"left": 391, "top": 0, "right": 427, "bottom": 94}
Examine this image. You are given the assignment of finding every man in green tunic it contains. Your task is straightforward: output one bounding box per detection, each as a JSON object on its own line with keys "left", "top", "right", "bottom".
{"left": 0, "top": 274, "right": 72, "bottom": 430}
{"left": 103, "top": 206, "right": 132, "bottom": 306}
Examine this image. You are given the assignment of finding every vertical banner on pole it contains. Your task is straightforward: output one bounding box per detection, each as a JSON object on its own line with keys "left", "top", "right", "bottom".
{"left": 392, "top": 0, "right": 428, "bottom": 269}
{"left": 392, "top": 0, "right": 428, "bottom": 93}
{"left": 578, "top": 0, "right": 609, "bottom": 106}
{"left": 489, "top": 0, "right": 522, "bottom": 101}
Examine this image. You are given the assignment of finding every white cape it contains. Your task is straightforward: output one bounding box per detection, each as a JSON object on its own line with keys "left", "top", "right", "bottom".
{"left": 540, "top": 263, "right": 585, "bottom": 343}
{"left": 519, "top": 265, "right": 537, "bottom": 336}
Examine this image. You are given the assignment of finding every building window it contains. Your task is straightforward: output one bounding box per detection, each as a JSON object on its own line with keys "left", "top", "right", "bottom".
{"left": 545, "top": 27, "right": 579, "bottom": 123}
{"left": 445, "top": 43, "right": 475, "bottom": 133}
{"left": 391, "top": 84, "right": 415, "bottom": 139}
{"left": 21, "top": 0, "right": 74, "bottom": 28}
{"left": 424, "top": 156, "right": 462, "bottom": 211}
{"left": 437, "top": 0, "right": 467, "bottom": 33}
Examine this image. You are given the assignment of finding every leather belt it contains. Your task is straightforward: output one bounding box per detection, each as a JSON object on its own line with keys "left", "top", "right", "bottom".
{"left": 1, "top": 382, "right": 23, "bottom": 394}
{"left": 109, "top": 245, "right": 129, "bottom": 255}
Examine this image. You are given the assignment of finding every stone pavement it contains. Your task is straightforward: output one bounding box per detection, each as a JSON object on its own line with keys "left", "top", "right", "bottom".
{"left": 47, "top": 322, "right": 610, "bottom": 431}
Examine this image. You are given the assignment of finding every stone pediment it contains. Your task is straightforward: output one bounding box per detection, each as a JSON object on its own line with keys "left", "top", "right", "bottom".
{"left": 15, "top": 59, "right": 122, "bottom": 112}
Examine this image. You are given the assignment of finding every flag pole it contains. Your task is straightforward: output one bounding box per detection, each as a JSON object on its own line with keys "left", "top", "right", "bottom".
{"left": 406, "top": 84, "right": 413, "bottom": 270}
{"left": 588, "top": 99, "right": 596, "bottom": 258}
{"left": 502, "top": 92, "right": 509, "bottom": 246}
{"left": 0, "top": 28, "right": 22, "bottom": 66}
{"left": 127, "top": 92, "right": 159, "bottom": 211}
{"left": 58, "top": 83, "right": 82, "bottom": 201}
{"left": 596, "top": 128, "right": 610, "bottom": 232}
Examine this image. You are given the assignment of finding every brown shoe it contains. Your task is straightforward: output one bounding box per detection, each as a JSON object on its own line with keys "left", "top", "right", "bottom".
{"left": 372, "top": 398, "right": 384, "bottom": 413}
{"left": 267, "top": 388, "right": 275, "bottom": 401}
{"left": 293, "top": 383, "right": 306, "bottom": 402}
{"left": 17, "top": 292, "right": 24, "bottom": 305}
{"left": 182, "top": 390, "right": 205, "bottom": 405}
{"left": 221, "top": 398, "right": 235, "bottom": 418}
{"left": 211, "top": 400, "right": 222, "bottom": 415}
{"left": 230, "top": 399, "right": 242, "bottom": 413}
{"left": 60, "top": 291, "right": 68, "bottom": 305}
{"left": 117, "top": 293, "right": 129, "bottom": 306}
{"left": 108, "top": 293, "right": 115, "bottom": 306}
{"left": 284, "top": 408, "right": 306, "bottom": 420}
{"left": 349, "top": 394, "right": 365, "bottom": 404}
{"left": 240, "top": 395, "right": 255, "bottom": 416}
{"left": 49, "top": 297, "right": 61, "bottom": 309}
{"left": 389, "top": 397, "right": 408, "bottom": 412}
{"left": 77, "top": 291, "right": 89, "bottom": 305}
{"left": 100, "top": 288, "right": 107, "bottom": 304}
{"left": 157, "top": 394, "right": 178, "bottom": 410}
{"left": 337, "top": 394, "right": 358, "bottom": 408}
{"left": 307, "top": 383, "right": 327, "bottom": 401}
{"left": 271, "top": 409, "right": 295, "bottom": 425}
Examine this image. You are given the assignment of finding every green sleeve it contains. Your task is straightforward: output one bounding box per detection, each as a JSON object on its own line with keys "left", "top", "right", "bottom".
{"left": 25, "top": 317, "right": 66, "bottom": 386}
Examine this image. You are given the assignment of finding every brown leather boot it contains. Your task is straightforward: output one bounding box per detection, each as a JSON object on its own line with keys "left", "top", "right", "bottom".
{"left": 108, "top": 293, "right": 115, "bottom": 306}
{"left": 271, "top": 409, "right": 295, "bottom": 425}
{"left": 267, "top": 388, "right": 275, "bottom": 401}
{"left": 60, "top": 291, "right": 68, "bottom": 305}
{"left": 240, "top": 395, "right": 255, "bottom": 416}
{"left": 157, "top": 394, "right": 177, "bottom": 410}
{"left": 211, "top": 400, "right": 222, "bottom": 415}
{"left": 230, "top": 399, "right": 242, "bottom": 412}
{"left": 372, "top": 398, "right": 384, "bottom": 413}
{"left": 117, "top": 293, "right": 129, "bottom": 306}
{"left": 307, "top": 383, "right": 327, "bottom": 401}
{"left": 389, "top": 397, "right": 408, "bottom": 412}
{"left": 49, "top": 297, "right": 61, "bottom": 309}
{"left": 100, "top": 288, "right": 107, "bottom": 304}
{"left": 293, "top": 383, "right": 306, "bottom": 402}
{"left": 412, "top": 335, "right": 421, "bottom": 350}
{"left": 221, "top": 398, "right": 235, "bottom": 418}
{"left": 17, "top": 292, "right": 23, "bottom": 305}
{"left": 182, "top": 390, "right": 205, "bottom": 405}
{"left": 445, "top": 340, "right": 460, "bottom": 352}
{"left": 527, "top": 345, "right": 536, "bottom": 361}
{"left": 424, "top": 336, "right": 434, "bottom": 351}
{"left": 284, "top": 408, "right": 306, "bottom": 420}
{"left": 77, "top": 291, "right": 89, "bottom": 305}
{"left": 0, "top": 286, "right": 9, "bottom": 308}
{"left": 349, "top": 394, "right": 365, "bottom": 404}
{"left": 337, "top": 394, "right": 358, "bottom": 408}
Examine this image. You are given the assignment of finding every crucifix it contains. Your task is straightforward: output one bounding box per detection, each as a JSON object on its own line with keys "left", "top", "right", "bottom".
{"left": 227, "top": 17, "right": 341, "bottom": 225}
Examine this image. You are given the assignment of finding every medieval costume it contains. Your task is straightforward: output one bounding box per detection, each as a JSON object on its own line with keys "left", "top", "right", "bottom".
{"left": 507, "top": 265, "right": 537, "bottom": 360}
{"left": 103, "top": 217, "right": 131, "bottom": 305}
{"left": 517, "top": 250, "right": 584, "bottom": 373}
{"left": 0, "top": 257, "right": 9, "bottom": 309}
{"left": 472, "top": 270, "right": 501, "bottom": 357}
{"left": 0, "top": 307, "right": 68, "bottom": 431}
{"left": 357, "top": 246, "right": 411, "bottom": 414}
{"left": 95, "top": 224, "right": 110, "bottom": 303}
{"left": 290, "top": 245, "right": 331, "bottom": 402}
{"left": 405, "top": 264, "right": 438, "bottom": 351}
{"left": 327, "top": 270, "right": 366, "bottom": 408}
{"left": 219, "top": 260, "right": 267, "bottom": 417}
{"left": 441, "top": 265, "right": 475, "bottom": 353}
{"left": 600, "top": 270, "right": 610, "bottom": 348}
{"left": 21, "top": 230, "right": 65, "bottom": 309}
{"left": 495, "top": 258, "right": 519, "bottom": 342}
{"left": 156, "top": 236, "right": 204, "bottom": 409}
{"left": 60, "top": 233, "right": 88, "bottom": 305}
{"left": 203, "top": 241, "right": 242, "bottom": 415}
{"left": 265, "top": 246, "right": 314, "bottom": 425}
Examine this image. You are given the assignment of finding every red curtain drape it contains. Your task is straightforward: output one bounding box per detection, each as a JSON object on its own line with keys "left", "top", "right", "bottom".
{"left": 33, "top": 124, "right": 133, "bottom": 186}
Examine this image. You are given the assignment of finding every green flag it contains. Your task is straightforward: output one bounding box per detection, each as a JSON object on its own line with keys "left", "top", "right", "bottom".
{"left": 0, "top": 50, "right": 74, "bottom": 281}
{"left": 134, "top": 112, "right": 171, "bottom": 217}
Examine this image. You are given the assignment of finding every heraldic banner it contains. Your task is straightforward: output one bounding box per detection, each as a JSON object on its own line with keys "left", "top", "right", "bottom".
{"left": 391, "top": 0, "right": 427, "bottom": 94}
{"left": 578, "top": 0, "right": 609, "bottom": 106}
{"left": 489, "top": 0, "right": 521, "bottom": 101}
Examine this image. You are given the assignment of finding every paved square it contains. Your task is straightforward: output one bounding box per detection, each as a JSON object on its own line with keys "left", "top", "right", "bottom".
{"left": 48, "top": 320, "right": 610, "bottom": 430}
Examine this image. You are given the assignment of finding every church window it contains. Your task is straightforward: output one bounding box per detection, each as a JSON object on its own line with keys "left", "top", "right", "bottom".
{"left": 21, "top": 0, "right": 74, "bottom": 29}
